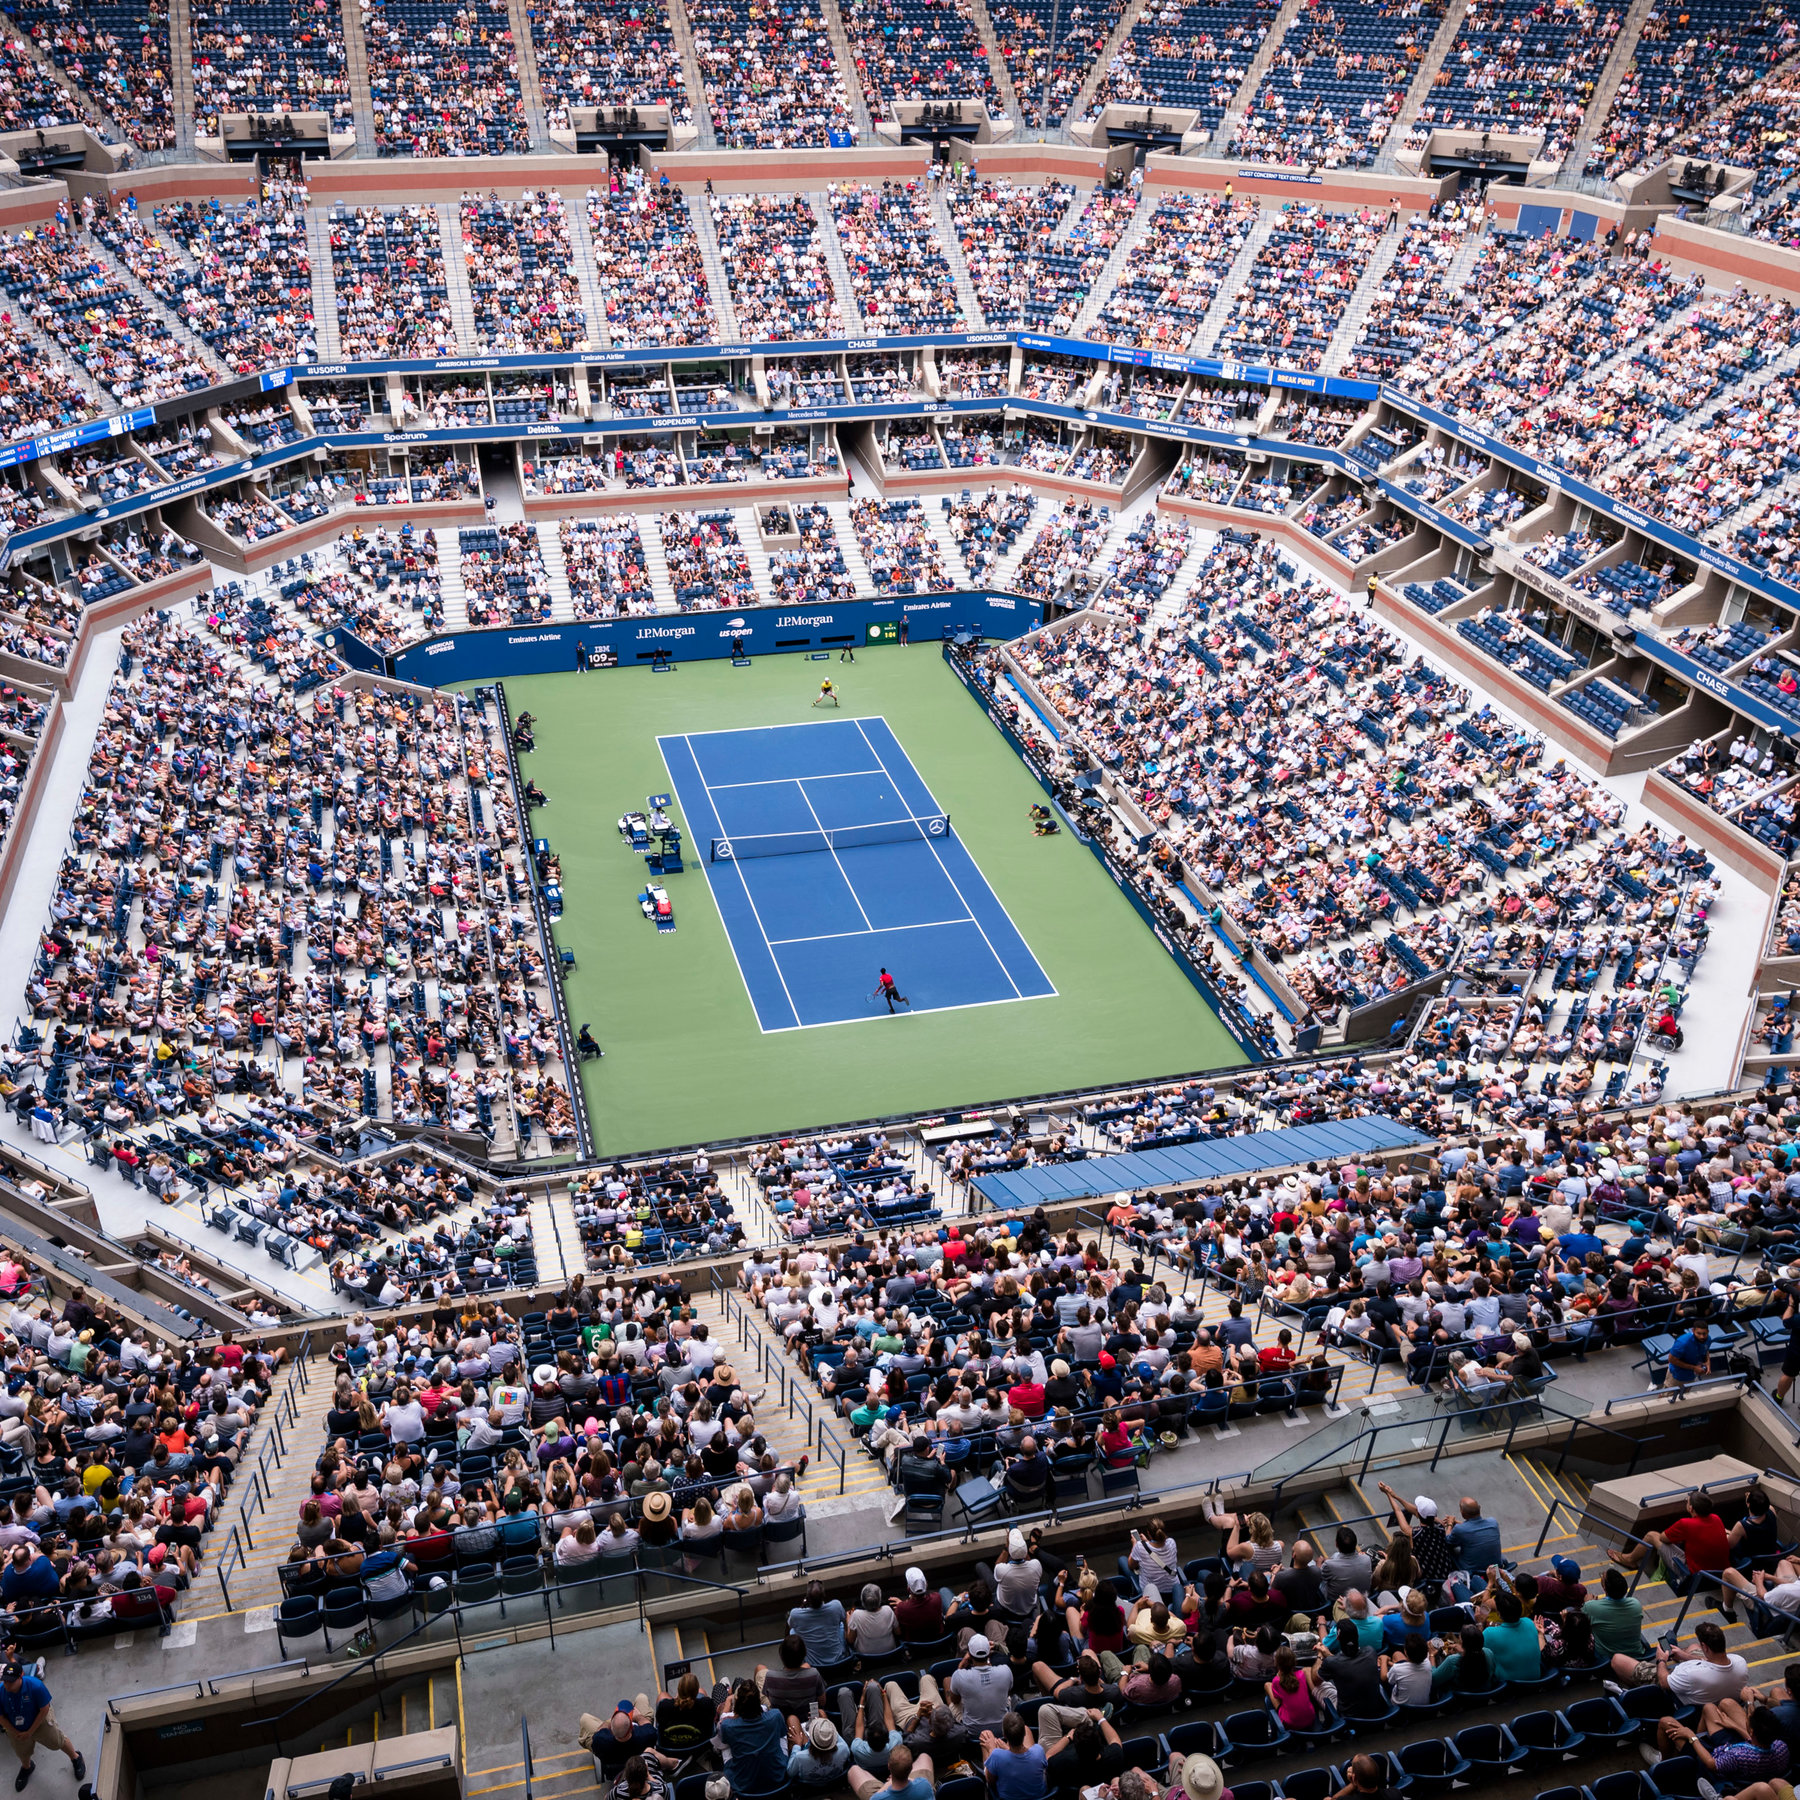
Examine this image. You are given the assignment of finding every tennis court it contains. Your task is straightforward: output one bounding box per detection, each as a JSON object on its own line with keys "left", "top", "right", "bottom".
{"left": 659, "top": 716, "right": 1056, "bottom": 1032}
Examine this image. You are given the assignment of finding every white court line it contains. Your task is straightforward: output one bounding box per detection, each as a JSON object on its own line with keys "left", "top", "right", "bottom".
{"left": 664, "top": 734, "right": 802, "bottom": 1035}
{"left": 767, "top": 918, "right": 974, "bottom": 946}
{"left": 707, "top": 769, "right": 888, "bottom": 790}
{"left": 794, "top": 778, "right": 875, "bottom": 932}
{"left": 853, "top": 717, "right": 1034, "bottom": 1002}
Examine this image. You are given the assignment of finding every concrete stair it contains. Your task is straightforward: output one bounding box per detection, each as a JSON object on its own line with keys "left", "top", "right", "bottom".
{"left": 306, "top": 207, "right": 343, "bottom": 359}
{"left": 640, "top": 517, "right": 681, "bottom": 612}
{"left": 1562, "top": 0, "right": 1659, "bottom": 176}
{"left": 1377, "top": 0, "right": 1472, "bottom": 158}
{"left": 1048, "top": 178, "right": 1104, "bottom": 245}
{"left": 818, "top": 0, "right": 875, "bottom": 137}
{"left": 667, "top": 0, "right": 718, "bottom": 148}
{"left": 1065, "top": 0, "right": 1156, "bottom": 122}
{"left": 922, "top": 500, "right": 974, "bottom": 581}
{"left": 1322, "top": 224, "right": 1405, "bottom": 373}
{"left": 733, "top": 506, "right": 778, "bottom": 605}
{"left": 1194, "top": 209, "right": 1275, "bottom": 354}
{"left": 537, "top": 517, "right": 576, "bottom": 621}
{"left": 91, "top": 228, "right": 228, "bottom": 383}
{"left": 340, "top": 0, "right": 379, "bottom": 154}
{"left": 1068, "top": 188, "right": 1151, "bottom": 336}
{"left": 809, "top": 192, "right": 862, "bottom": 327}
{"left": 169, "top": 0, "right": 196, "bottom": 154}
{"left": 685, "top": 194, "right": 739, "bottom": 340}
{"left": 503, "top": 0, "right": 552, "bottom": 147}
{"left": 0, "top": 15, "right": 128, "bottom": 144}
{"left": 966, "top": 0, "right": 1024, "bottom": 121}
{"left": 436, "top": 202, "right": 483, "bottom": 353}
{"left": 558, "top": 189, "right": 614, "bottom": 349}
{"left": 929, "top": 187, "right": 987, "bottom": 329}
{"left": 438, "top": 532, "right": 472, "bottom": 626}
{"left": 1211, "top": 0, "right": 1305, "bottom": 151}
{"left": 825, "top": 499, "right": 876, "bottom": 591}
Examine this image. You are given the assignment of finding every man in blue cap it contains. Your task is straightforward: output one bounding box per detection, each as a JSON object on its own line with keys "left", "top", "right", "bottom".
{"left": 0, "top": 1661, "right": 84, "bottom": 1791}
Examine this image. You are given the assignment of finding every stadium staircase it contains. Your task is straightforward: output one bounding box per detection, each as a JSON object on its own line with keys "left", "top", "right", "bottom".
{"left": 666, "top": 0, "right": 719, "bottom": 148}
{"left": 684, "top": 196, "right": 741, "bottom": 341}
{"left": 91, "top": 231, "right": 228, "bottom": 383}
{"left": 734, "top": 507, "right": 779, "bottom": 606}
{"left": 536, "top": 520, "right": 577, "bottom": 623}
{"left": 558, "top": 192, "right": 614, "bottom": 350}
{"left": 168, "top": 0, "right": 196, "bottom": 156}
{"left": 1047, "top": 177, "right": 1105, "bottom": 246}
{"left": 503, "top": 0, "right": 553, "bottom": 149}
{"left": 1376, "top": 0, "right": 1474, "bottom": 161}
{"left": 809, "top": 195, "right": 863, "bottom": 331}
{"left": 437, "top": 537, "right": 472, "bottom": 627}
{"left": 1065, "top": 0, "right": 1159, "bottom": 124}
{"left": 1210, "top": 0, "right": 1307, "bottom": 151}
{"left": 1068, "top": 189, "right": 1154, "bottom": 336}
{"left": 1194, "top": 210, "right": 1276, "bottom": 354}
{"left": 436, "top": 205, "right": 484, "bottom": 355}
{"left": 1562, "top": 0, "right": 1661, "bottom": 177}
{"left": 966, "top": 0, "right": 1025, "bottom": 121}
{"left": 0, "top": 16, "right": 128, "bottom": 146}
{"left": 340, "top": 0, "right": 379, "bottom": 155}
{"left": 929, "top": 187, "right": 989, "bottom": 330}
{"left": 921, "top": 503, "right": 968, "bottom": 583}
{"left": 307, "top": 210, "right": 343, "bottom": 359}
{"left": 818, "top": 0, "right": 876, "bottom": 138}
{"left": 638, "top": 520, "right": 681, "bottom": 613}
{"left": 1322, "top": 225, "right": 1407, "bottom": 374}
{"left": 823, "top": 500, "right": 877, "bottom": 592}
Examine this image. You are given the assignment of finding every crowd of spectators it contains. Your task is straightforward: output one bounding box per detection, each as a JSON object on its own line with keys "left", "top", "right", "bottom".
{"left": 459, "top": 191, "right": 588, "bottom": 352}
{"left": 461, "top": 522, "right": 554, "bottom": 626}
{"left": 832, "top": 182, "right": 964, "bottom": 333}
{"left": 988, "top": 0, "right": 1131, "bottom": 125}
{"left": 0, "top": 36, "right": 82, "bottom": 132}
{"left": 1582, "top": 0, "right": 1797, "bottom": 180}
{"left": 661, "top": 510, "right": 758, "bottom": 608}
{"left": 1407, "top": 0, "right": 1620, "bottom": 165}
{"left": 1230, "top": 0, "right": 1444, "bottom": 168}
{"left": 0, "top": 217, "right": 213, "bottom": 406}
{"left": 19, "top": 602, "right": 563, "bottom": 1161}
{"left": 1083, "top": 0, "right": 1277, "bottom": 132}
{"left": 9, "top": 0, "right": 176, "bottom": 149}
{"left": 839, "top": 0, "right": 1000, "bottom": 113}
{"left": 589, "top": 175, "right": 718, "bottom": 349}
{"left": 365, "top": 0, "right": 529, "bottom": 156}
{"left": 330, "top": 204, "right": 458, "bottom": 359}
{"left": 532, "top": 0, "right": 692, "bottom": 126}
{"left": 153, "top": 180, "right": 318, "bottom": 373}
{"left": 946, "top": 179, "right": 1080, "bottom": 331}
{"left": 555, "top": 518, "right": 652, "bottom": 619}
{"left": 1089, "top": 191, "right": 1261, "bottom": 352}
{"left": 1216, "top": 204, "right": 1388, "bottom": 372}
{"left": 713, "top": 195, "right": 844, "bottom": 342}
{"left": 689, "top": 0, "right": 856, "bottom": 146}
{"left": 851, "top": 499, "right": 954, "bottom": 595}
{"left": 1015, "top": 533, "right": 1651, "bottom": 1026}
{"left": 188, "top": 0, "right": 352, "bottom": 137}
{"left": 766, "top": 504, "right": 855, "bottom": 605}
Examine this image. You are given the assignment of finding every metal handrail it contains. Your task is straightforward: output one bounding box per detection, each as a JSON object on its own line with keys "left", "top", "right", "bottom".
{"left": 1603, "top": 1368, "right": 1755, "bottom": 1413}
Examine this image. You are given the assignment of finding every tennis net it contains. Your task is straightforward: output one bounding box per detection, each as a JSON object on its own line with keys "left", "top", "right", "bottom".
{"left": 710, "top": 814, "right": 950, "bottom": 862}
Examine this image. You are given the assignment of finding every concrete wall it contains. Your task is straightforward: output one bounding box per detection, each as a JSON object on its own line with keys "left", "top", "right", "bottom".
{"left": 1649, "top": 215, "right": 1800, "bottom": 302}
{"left": 1144, "top": 153, "right": 1454, "bottom": 208}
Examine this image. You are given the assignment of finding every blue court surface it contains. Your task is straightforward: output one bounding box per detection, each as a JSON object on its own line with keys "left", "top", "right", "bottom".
{"left": 658, "top": 717, "right": 1056, "bottom": 1032}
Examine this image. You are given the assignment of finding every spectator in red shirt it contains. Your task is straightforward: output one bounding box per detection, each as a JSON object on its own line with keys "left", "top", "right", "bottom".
{"left": 893, "top": 1566, "right": 947, "bottom": 1640}
{"left": 1611, "top": 1491, "right": 1729, "bottom": 1586}
{"left": 1258, "top": 1333, "right": 1298, "bottom": 1375}
{"left": 1008, "top": 1368, "right": 1046, "bottom": 1418}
